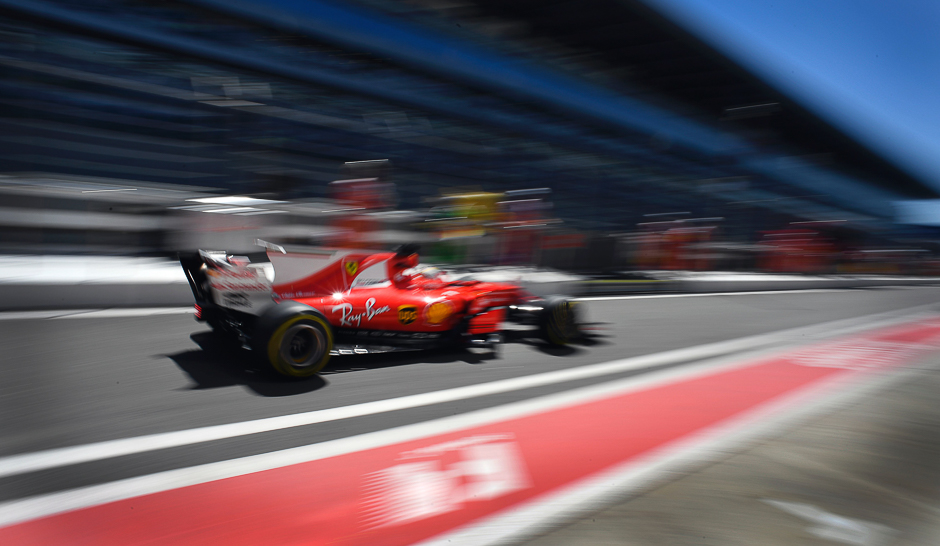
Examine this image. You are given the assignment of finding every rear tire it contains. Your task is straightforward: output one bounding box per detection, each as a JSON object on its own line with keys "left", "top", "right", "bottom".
{"left": 254, "top": 303, "right": 333, "bottom": 378}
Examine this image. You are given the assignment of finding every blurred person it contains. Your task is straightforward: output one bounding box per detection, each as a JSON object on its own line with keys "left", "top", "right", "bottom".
{"left": 326, "top": 160, "right": 397, "bottom": 249}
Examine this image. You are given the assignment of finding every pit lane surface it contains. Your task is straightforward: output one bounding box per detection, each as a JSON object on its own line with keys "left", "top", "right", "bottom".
{"left": 2, "top": 287, "right": 940, "bottom": 535}
{"left": 522, "top": 348, "right": 940, "bottom": 546}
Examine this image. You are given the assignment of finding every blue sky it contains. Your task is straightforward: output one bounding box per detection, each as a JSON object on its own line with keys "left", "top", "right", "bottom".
{"left": 646, "top": 0, "right": 940, "bottom": 194}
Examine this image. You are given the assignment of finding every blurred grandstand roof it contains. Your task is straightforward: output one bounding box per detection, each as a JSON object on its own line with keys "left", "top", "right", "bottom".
{"left": 371, "top": 0, "right": 934, "bottom": 199}
{"left": 0, "top": 0, "right": 931, "bottom": 235}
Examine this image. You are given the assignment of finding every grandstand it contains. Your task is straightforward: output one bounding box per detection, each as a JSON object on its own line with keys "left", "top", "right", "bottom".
{"left": 0, "top": 0, "right": 933, "bottom": 245}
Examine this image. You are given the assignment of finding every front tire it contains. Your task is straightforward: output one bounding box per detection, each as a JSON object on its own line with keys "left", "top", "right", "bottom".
{"left": 539, "top": 296, "right": 581, "bottom": 346}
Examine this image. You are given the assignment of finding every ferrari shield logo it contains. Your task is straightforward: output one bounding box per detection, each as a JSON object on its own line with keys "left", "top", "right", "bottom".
{"left": 398, "top": 305, "right": 418, "bottom": 325}
{"left": 345, "top": 261, "right": 359, "bottom": 277}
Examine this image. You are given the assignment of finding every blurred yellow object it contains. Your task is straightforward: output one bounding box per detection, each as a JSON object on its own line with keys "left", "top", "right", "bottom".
{"left": 442, "top": 191, "right": 504, "bottom": 225}
{"left": 439, "top": 228, "right": 486, "bottom": 240}
{"left": 425, "top": 301, "right": 455, "bottom": 325}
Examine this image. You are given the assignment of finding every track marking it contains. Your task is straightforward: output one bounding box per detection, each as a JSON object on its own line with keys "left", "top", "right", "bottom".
{"left": 418, "top": 353, "right": 934, "bottom": 546}
{"left": 577, "top": 288, "right": 851, "bottom": 301}
{"left": 0, "top": 304, "right": 934, "bottom": 480}
{"left": 763, "top": 499, "right": 897, "bottom": 545}
{"left": 0, "top": 309, "right": 92, "bottom": 321}
{"left": 53, "top": 307, "right": 195, "bottom": 319}
{"left": 0, "top": 307, "right": 194, "bottom": 320}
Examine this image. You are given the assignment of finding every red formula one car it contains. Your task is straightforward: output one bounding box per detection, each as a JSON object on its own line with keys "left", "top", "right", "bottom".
{"left": 179, "top": 244, "right": 581, "bottom": 377}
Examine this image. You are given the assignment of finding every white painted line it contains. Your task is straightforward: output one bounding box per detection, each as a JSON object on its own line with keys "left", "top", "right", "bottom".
{"left": 577, "top": 289, "right": 851, "bottom": 301}
{"left": 0, "top": 286, "right": 917, "bottom": 317}
{"left": 52, "top": 307, "right": 195, "bottom": 319}
{"left": 0, "top": 307, "right": 194, "bottom": 321}
{"left": 0, "top": 304, "right": 933, "bottom": 481}
{"left": 0, "top": 309, "right": 95, "bottom": 321}
{"left": 0, "top": 340, "right": 849, "bottom": 529}
{"left": 763, "top": 499, "right": 896, "bottom": 544}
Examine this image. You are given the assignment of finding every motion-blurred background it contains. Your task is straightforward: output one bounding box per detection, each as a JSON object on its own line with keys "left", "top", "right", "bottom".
{"left": 6, "top": 4, "right": 940, "bottom": 544}
{"left": 1, "top": 0, "right": 938, "bottom": 277}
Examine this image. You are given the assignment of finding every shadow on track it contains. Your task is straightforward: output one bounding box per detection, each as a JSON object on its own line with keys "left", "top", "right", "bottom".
{"left": 505, "top": 322, "right": 611, "bottom": 357}
{"left": 166, "top": 332, "right": 327, "bottom": 397}
{"left": 166, "top": 332, "right": 498, "bottom": 392}
{"left": 166, "top": 327, "right": 608, "bottom": 394}
{"left": 320, "top": 346, "right": 497, "bottom": 374}
{"left": 323, "top": 327, "right": 612, "bottom": 373}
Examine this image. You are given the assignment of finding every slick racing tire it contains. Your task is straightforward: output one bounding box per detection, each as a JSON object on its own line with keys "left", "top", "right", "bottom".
{"left": 254, "top": 303, "right": 333, "bottom": 378}
{"left": 539, "top": 296, "right": 581, "bottom": 346}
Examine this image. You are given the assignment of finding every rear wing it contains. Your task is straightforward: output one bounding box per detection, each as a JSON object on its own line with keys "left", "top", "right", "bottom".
{"left": 180, "top": 245, "right": 396, "bottom": 315}
{"left": 179, "top": 250, "right": 275, "bottom": 316}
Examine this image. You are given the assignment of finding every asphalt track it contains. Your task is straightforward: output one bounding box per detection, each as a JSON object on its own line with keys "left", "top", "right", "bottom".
{"left": 2, "top": 286, "right": 940, "bottom": 543}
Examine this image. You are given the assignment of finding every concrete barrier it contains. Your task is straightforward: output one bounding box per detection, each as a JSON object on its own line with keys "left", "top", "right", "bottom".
{"left": 672, "top": 274, "right": 940, "bottom": 294}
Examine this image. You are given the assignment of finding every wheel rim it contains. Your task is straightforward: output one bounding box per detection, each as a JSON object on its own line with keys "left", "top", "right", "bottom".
{"left": 279, "top": 323, "right": 326, "bottom": 368}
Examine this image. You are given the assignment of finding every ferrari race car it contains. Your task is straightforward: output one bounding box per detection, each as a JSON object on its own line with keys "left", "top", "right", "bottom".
{"left": 179, "top": 244, "right": 582, "bottom": 378}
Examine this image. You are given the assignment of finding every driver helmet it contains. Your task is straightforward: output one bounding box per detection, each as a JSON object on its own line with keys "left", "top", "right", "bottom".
{"left": 388, "top": 244, "right": 420, "bottom": 288}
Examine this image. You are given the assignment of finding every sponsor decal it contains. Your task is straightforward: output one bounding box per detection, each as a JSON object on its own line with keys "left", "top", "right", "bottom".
{"left": 345, "top": 261, "right": 359, "bottom": 277}
{"left": 351, "top": 277, "right": 390, "bottom": 288}
{"left": 206, "top": 268, "right": 269, "bottom": 292}
{"left": 276, "top": 290, "right": 321, "bottom": 299}
{"left": 333, "top": 297, "right": 390, "bottom": 327}
{"left": 206, "top": 268, "right": 259, "bottom": 280}
{"left": 361, "top": 434, "right": 529, "bottom": 529}
{"left": 209, "top": 281, "right": 269, "bottom": 292}
{"left": 425, "top": 300, "right": 454, "bottom": 325}
{"left": 398, "top": 305, "right": 418, "bottom": 325}
{"left": 222, "top": 292, "right": 251, "bottom": 308}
